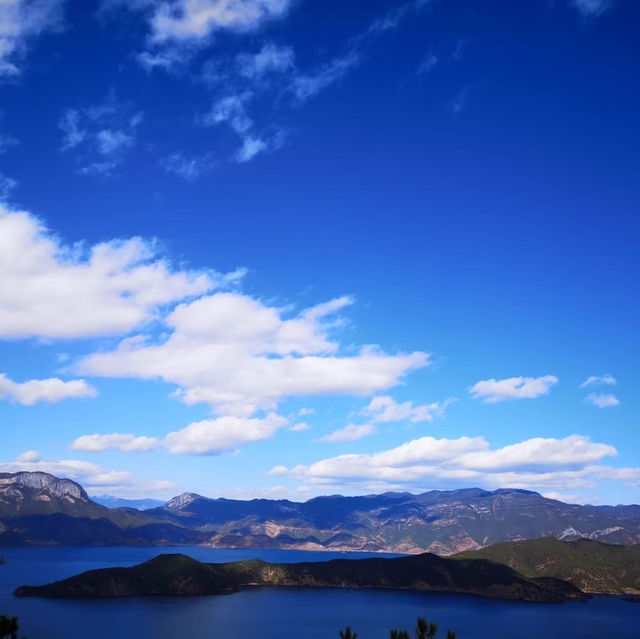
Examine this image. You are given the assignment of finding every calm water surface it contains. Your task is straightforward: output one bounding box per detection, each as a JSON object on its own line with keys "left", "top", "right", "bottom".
{"left": 0, "top": 546, "right": 637, "bottom": 639}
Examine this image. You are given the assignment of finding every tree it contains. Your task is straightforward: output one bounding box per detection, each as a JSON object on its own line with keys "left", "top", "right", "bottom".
{"left": 339, "top": 627, "right": 357, "bottom": 639}
{"left": 0, "top": 615, "right": 19, "bottom": 639}
{"left": 415, "top": 618, "right": 437, "bottom": 639}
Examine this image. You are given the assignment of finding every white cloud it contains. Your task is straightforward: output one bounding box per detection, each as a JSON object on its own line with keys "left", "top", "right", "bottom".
{"left": 580, "top": 374, "right": 616, "bottom": 388}
{"left": 164, "top": 412, "right": 288, "bottom": 454}
{"left": 0, "top": 372, "right": 96, "bottom": 405}
{"left": 0, "top": 204, "right": 235, "bottom": 339}
{"left": 78, "top": 293, "right": 428, "bottom": 416}
{"left": 267, "top": 464, "right": 288, "bottom": 476}
{"left": 570, "top": 0, "right": 615, "bottom": 16}
{"left": 16, "top": 450, "right": 41, "bottom": 463}
{"left": 59, "top": 94, "right": 143, "bottom": 176}
{"left": 148, "top": 0, "right": 291, "bottom": 43}
{"left": 317, "top": 423, "right": 375, "bottom": 443}
{"left": 289, "top": 422, "right": 310, "bottom": 432}
{"left": 1, "top": 453, "right": 176, "bottom": 498}
{"left": 586, "top": 393, "right": 619, "bottom": 408}
{"left": 363, "top": 395, "right": 455, "bottom": 423}
{"left": 470, "top": 375, "right": 558, "bottom": 403}
{"left": 456, "top": 435, "right": 616, "bottom": 472}
{"left": 0, "top": 0, "right": 64, "bottom": 77}
{"left": 71, "top": 433, "right": 160, "bottom": 452}
{"left": 284, "top": 434, "right": 624, "bottom": 496}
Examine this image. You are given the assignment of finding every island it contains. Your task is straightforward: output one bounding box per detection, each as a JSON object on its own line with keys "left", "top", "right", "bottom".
{"left": 14, "top": 551, "right": 586, "bottom": 603}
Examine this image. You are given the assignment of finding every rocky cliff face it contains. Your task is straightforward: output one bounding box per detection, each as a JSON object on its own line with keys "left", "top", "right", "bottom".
{"left": 0, "top": 472, "right": 91, "bottom": 518}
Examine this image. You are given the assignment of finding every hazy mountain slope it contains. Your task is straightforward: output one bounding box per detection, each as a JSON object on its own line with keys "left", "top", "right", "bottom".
{"left": 14, "top": 552, "right": 586, "bottom": 603}
{"left": 91, "top": 496, "right": 165, "bottom": 510}
{"left": 150, "top": 488, "right": 640, "bottom": 554}
{"left": 456, "top": 537, "right": 640, "bottom": 594}
{"left": 2, "top": 472, "right": 640, "bottom": 553}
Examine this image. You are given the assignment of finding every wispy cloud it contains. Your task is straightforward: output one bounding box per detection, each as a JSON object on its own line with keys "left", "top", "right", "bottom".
{"left": 570, "top": 0, "right": 615, "bottom": 17}
{"left": 316, "top": 423, "right": 376, "bottom": 443}
{"left": 363, "top": 395, "right": 456, "bottom": 423}
{"left": 152, "top": 1, "right": 430, "bottom": 172}
{"left": 0, "top": 0, "right": 64, "bottom": 77}
{"left": 470, "top": 375, "right": 558, "bottom": 403}
{"left": 59, "top": 93, "right": 143, "bottom": 176}
{"left": 0, "top": 172, "right": 17, "bottom": 199}
{"left": 580, "top": 374, "right": 616, "bottom": 388}
{"left": 70, "top": 433, "right": 160, "bottom": 452}
{"left": 585, "top": 393, "right": 619, "bottom": 408}
{"left": 161, "top": 151, "right": 215, "bottom": 180}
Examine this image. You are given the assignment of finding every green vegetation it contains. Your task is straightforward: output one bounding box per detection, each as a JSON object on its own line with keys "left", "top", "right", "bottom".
{"left": 14, "top": 551, "right": 585, "bottom": 602}
{"left": 456, "top": 537, "right": 640, "bottom": 594}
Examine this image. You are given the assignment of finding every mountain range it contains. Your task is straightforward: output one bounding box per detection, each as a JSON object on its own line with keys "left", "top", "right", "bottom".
{"left": 2, "top": 471, "right": 640, "bottom": 554}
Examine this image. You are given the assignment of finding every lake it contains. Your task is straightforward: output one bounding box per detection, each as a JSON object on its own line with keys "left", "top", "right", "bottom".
{"left": 0, "top": 546, "right": 638, "bottom": 639}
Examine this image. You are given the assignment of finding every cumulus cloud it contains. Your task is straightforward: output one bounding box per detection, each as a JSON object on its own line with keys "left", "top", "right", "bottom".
{"left": 59, "top": 93, "right": 143, "bottom": 176}
{"left": 470, "top": 375, "right": 558, "bottom": 403}
{"left": 1, "top": 453, "right": 176, "bottom": 497}
{"left": 585, "top": 393, "right": 619, "bottom": 408}
{"left": 78, "top": 292, "right": 428, "bottom": 416}
{"left": 0, "top": 372, "right": 96, "bottom": 405}
{"left": 282, "top": 434, "right": 627, "bottom": 496}
{"left": 0, "top": 204, "right": 236, "bottom": 339}
{"left": 71, "top": 433, "right": 160, "bottom": 452}
{"left": 0, "top": 0, "right": 64, "bottom": 77}
{"left": 580, "top": 374, "right": 616, "bottom": 388}
{"left": 363, "top": 395, "right": 455, "bottom": 423}
{"left": 164, "top": 412, "right": 288, "bottom": 454}
{"left": 317, "top": 423, "right": 375, "bottom": 443}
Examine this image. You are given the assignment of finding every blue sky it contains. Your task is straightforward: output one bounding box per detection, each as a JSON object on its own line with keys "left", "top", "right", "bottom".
{"left": 0, "top": 0, "right": 638, "bottom": 505}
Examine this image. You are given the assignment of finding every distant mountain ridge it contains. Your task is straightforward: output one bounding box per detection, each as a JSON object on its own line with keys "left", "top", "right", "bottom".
{"left": 91, "top": 495, "right": 165, "bottom": 510}
{"left": 1, "top": 472, "right": 639, "bottom": 553}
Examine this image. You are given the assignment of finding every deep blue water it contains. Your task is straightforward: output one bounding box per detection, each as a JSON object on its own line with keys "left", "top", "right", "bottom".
{"left": 0, "top": 546, "right": 638, "bottom": 639}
